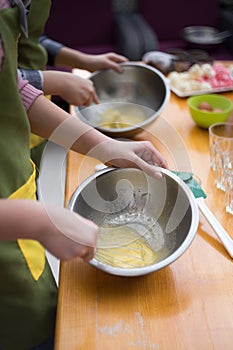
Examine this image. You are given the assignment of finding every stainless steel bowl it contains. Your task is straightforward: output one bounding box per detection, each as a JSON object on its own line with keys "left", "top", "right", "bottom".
{"left": 181, "top": 26, "right": 231, "bottom": 50}
{"left": 74, "top": 62, "right": 170, "bottom": 138}
{"left": 68, "top": 167, "right": 199, "bottom": 276}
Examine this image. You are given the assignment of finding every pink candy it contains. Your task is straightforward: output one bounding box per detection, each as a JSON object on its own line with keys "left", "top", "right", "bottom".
{"left": 209, "top": 64, "right": 233, "bottom": 88}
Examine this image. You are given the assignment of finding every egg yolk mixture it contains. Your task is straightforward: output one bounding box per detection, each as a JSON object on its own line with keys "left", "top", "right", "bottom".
{"left": 96, "top": 225, "right": 157, "bottom": 268}
{"left": 99, "top": 108, "right": 146, "bottom": 129}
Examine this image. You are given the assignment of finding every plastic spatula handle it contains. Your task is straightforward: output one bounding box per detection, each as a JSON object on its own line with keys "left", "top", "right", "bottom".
{"left": 196, "top": 197, "right": 233, "bottom": 258}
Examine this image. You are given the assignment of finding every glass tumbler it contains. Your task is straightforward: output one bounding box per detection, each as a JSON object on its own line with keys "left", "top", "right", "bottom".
{"left": 224, "top": 154, "right": 233, "bottom": 215}
{"left": 214, "top": 139, "right": 233, "bottom": 191}
{"left": 209, "top": 122, "right": 233, "bottom": 171}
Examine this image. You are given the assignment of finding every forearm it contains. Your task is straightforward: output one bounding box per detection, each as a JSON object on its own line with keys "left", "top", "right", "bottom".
{"left": 27, "top": 94, "right": 168, "bottom": 175}
{"left": 42, "top": 70, "right": 67, "bottom": 96}
{"left": 27, "top": 94, "right": 110, "bottom": 156}
{"left": 0, "top": 199, "right": 98, "bottom": 261}
{"left": 0, "top": 199, "right": 46, "bottom": 241}
{"left": 54, "top": 46, "right": 91, "bottom": 70}
{"left": 39, "top": 36, "right": 84, "bottom": 69}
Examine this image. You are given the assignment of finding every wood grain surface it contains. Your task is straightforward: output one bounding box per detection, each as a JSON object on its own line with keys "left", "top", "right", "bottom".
{"left": 54, "top": 69, "right": 233, "bottom": 350}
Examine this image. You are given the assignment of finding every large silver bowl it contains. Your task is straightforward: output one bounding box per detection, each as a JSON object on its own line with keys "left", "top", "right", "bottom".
{"left": 74, "top": 62, "right": 170, "bottom": 138}
{"left": 68, "top": 167, "right": 199, "bottom": 277}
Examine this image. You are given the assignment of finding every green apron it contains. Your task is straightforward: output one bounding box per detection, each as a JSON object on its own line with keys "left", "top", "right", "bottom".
{"left": 0, "top": 6, "right": 57, "bottom": 349}
{"left": 18, "top": 0, "right": 51, "bottom": 70}
{"left": 18, "top": 0, "right": 52, "bottom": 173}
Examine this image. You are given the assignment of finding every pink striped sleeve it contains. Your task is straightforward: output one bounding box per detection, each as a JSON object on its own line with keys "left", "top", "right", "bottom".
{"left": 18, "top": 76, "right": 43, "bottom": 111}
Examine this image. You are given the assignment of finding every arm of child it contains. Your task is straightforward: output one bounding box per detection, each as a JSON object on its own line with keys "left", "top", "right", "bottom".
{"left": 54, "top": 47, "right": 128, "bottom": 73}
{"left": 40, "top": 35, "right": 128, "bottom": 73}
{"left": 0, "top": 199, "right": 97, "bottom": 262}
{"left": 27, "top": 94, "right": 168, "bottom": 179}
{"left": 42, "top": 70, "right": 99, "bottom": 106}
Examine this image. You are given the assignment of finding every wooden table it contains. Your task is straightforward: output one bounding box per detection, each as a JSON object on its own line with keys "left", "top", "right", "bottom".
{"left": 54, "top": 73, "right": 233, "bottom": 350}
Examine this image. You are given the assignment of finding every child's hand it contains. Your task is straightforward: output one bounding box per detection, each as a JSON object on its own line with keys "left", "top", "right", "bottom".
{"left": 39, "top": 206, "right": 98, "bottom": 261}
{"left": 94, "top": 139, "right": 168, "bottom": 179}
{"left": 0, "top": 199, "right": 98, "bottom": 262}
{"left": 43, "top": 71, "right": 99, "bottom": 106}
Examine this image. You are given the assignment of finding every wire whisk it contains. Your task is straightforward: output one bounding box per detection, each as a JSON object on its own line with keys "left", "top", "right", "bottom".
{"left": 95, "top": 237, "right": 157, "bottom": 268}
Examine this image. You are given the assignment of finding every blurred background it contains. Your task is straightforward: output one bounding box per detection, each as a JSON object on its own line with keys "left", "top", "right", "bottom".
{"left": 44, "top": 0, "right": 233, "bottom": 62}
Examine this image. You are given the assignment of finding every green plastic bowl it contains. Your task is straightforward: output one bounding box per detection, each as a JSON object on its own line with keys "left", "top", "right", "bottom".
{"left": 187, "top": 94, "right": 233, "bottom": 129}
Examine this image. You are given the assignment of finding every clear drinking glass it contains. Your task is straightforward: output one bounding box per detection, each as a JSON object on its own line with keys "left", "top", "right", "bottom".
{"left": 209, "top": 122, "right": 233, "bottom": 170}
{"left": 224, "top": 154, "right": 233, "bottom": 215}
{"left": 214, "top": 139, "right": 233, "bottom": 191}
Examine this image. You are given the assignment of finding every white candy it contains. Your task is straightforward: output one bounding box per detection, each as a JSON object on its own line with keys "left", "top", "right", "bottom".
{"left": 201, "top": 63, "right": 215, "bottom": 78}
{"left": 168, "top": 63, "right": 216, "bottom": 93}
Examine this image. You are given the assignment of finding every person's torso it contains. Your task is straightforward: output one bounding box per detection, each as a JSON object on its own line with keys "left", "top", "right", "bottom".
{"left": 0, "top": 5, "right": 57, "bottom": 349}
{"left": 0, "top": 5, "right": 32, "bottom": 198}
{"left": 18, "top": 0, "right": 52, "bottom": 70}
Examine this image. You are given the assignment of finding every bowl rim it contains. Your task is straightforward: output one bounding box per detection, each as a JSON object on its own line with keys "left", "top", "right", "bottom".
{"left": 181, "top": 26, "right": 224, "bottom": 45}
{"left": 68, "top": 167, "right": 199, "bottom": 277}
{"left": 182, "top": 25, "right": 219, "bottom": 34}
{"left": 75, "top": 62, "right": 171, "bottom": 135}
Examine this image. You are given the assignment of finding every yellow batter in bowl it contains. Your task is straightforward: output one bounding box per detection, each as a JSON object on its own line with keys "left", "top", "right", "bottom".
{"left": 96, "top": 225, "right": 158, "bottom": 268}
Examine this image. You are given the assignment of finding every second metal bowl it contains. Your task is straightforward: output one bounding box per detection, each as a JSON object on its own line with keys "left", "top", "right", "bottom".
{"left": 75, "top": 62, "right": 170, "bottom": 138}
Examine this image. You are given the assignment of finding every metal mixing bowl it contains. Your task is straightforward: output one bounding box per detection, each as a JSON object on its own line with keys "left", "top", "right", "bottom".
{"left": 68, "top": 167, "right": 199, "bottom": 277}
{"left": 181, "top": 26, "right": 231, "bottom": 50}
{"left": 74, "top": 62, "right": 170, "bottom": 138}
